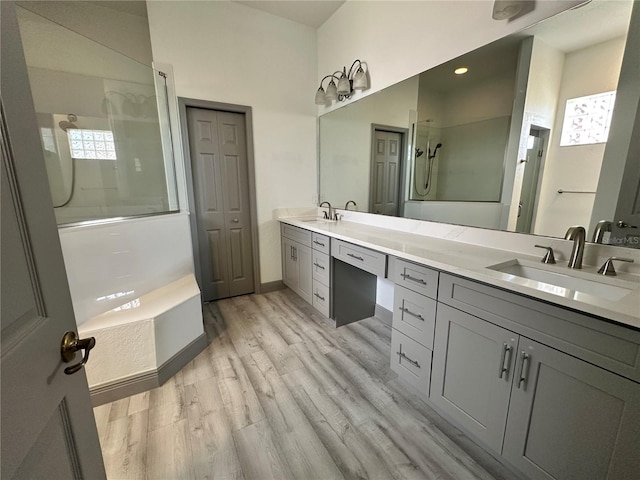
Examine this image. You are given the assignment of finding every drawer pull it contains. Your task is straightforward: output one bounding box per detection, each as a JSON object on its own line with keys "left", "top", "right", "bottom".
{"left": 313, "top": 240, "right": 326, "bottom": 247}
{"left": 498, "top": 343, "right": 512, "bottom": 379}
{"left": 399, "top": 306, "right": 424, "bottom": 321}
{"left": 347, "top": 253, "right": 364, "bottom": 261}
{"left": 400, "top": 273, "right": 427, "bottom": 285}
{"left": 517, "top": 352, "right": 531, "bottom": 389}
{"left": 313, "top": 262, "right": 325, "bottom": 270}
{"left": 314, "top": 292, "right": 325, "bottom": 301}
{"left": 397, "top": 348, "right": 420, "bottom": 369}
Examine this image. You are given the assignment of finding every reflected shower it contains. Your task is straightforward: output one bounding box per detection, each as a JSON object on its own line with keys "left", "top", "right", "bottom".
{"left": 429, "top": 143, "right": 442, "bottom": 160}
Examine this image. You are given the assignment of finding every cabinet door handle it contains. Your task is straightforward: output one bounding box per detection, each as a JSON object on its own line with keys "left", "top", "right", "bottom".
{"left": 313, "top": 240, "right": 325, "bottom": 247}
{"left": 347, "top": 253, "right": 364, "bottom": 261}
{"left": 399, "top": 306, "right": 424, "bottom": 321}
{"left": 397, "top": 348, "right": 420, "bottom": 369}
{"left": 498, "top": 343, "right": 512, "bottom": 379}
{"left": 290, "top": 246, "right": 294, "bottom": 260}
{"left": 314, "top": 292, "right": 325, "bottom": 301}
{"left": 400, "top": 273, "right": 427, "bottom": 285}
{"left": 293, "top": 246, "right": 297, "bottom": 261}
{"left": 517, "top": 352, "right": 531, "bottom": 389}
{"left": 313, "top": 262, "right": 325, "bottom": 270}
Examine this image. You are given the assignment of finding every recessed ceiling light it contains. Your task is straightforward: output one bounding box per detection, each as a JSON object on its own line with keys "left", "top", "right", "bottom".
{"left": 454, "top": 67, "right": 469, "bottom": 75}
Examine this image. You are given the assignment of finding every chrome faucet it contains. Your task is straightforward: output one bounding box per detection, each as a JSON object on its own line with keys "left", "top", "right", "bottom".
{"left": 345, "top": 200, "right": 357, "bottom": 211}
{"left": 564, "top": 226, "right": 586, "bottom": 269}
{"left": 319, "top": 201, "right": 332, "bottom": 220}
{"left": 591, "top": 220, "right": 612, "bottom": 244}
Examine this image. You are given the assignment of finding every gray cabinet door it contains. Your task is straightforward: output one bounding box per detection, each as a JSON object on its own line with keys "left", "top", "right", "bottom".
{"left": 503, "top": 338, "right": 640, "bottom": 480}
{"left": 296, "top": 242, "right": 313, "bottom": 304}
{"left": 282, "top": 237, "right": 298, "bottom": 290}
{"left": 431, "top": 304, "right": 517, "bottom": 453}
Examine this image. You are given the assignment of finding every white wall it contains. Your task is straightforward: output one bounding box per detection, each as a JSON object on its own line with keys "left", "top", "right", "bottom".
{"left": 318, "top": 0, "right": 583, "bottom": 115}
{"left": 507, "top": 38, "right": 565, "bottom": 231}
{"left": 534, "top": 37, "right": 626, "bottom": 237}
{"left": 147, "top": 1, "right": 318, "bottom": 284}
{"left": 59, "top": 213, "right": 196, "bottom": 324}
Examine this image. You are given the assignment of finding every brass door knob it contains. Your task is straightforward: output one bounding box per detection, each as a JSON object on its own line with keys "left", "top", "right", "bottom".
{"left": 60, "top": 331, "right": 96, "bottom": 375}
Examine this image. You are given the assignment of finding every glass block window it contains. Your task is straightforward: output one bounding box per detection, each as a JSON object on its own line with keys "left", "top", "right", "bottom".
{"left": 68, "top": 129, "right": 117, "bottom": 160}
{"left": 560, "top": 91, "right": 616, "bottom": 146}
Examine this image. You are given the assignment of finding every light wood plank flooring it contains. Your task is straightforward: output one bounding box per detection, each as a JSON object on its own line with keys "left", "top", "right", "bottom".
{"left": 93, "top": 289, "right": 519, "bottom": 480}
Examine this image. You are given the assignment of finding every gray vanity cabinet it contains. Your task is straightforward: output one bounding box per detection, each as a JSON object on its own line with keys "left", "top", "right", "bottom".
{"left": 390, "top": 259, "right": 439, "bottom": 396}
{"left": 281, "top": 225, "right": 312, "bottom": 304}
{"left": 503, "top": 338, "right": 640, "bottom": 480}
{"left": 432, "top": 273, "right": 640, "bottom": 479}
{"left": 311, "top": 232, "right": 331, "bottom": 317}
{"left": 431, "top": 303, "right": 517, "bottom": 453}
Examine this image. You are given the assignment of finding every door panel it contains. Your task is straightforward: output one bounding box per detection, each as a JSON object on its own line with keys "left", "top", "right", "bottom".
{"left": 1, "top": 3, "right": 105, "bottom": 476}
{"left": 370, "top": 130, "right": 402, "bottom": 216}
{"left": 431, "top": 303, "right": 517, "bottom": 453}
{"left": 296, "top": 243, "right": 313, "bottom": 304}
{"left": 503, "top": 338, "right": 640, "bottom": 480}
{"left": 187, "top": 108, "right": 254, "bottom": 300}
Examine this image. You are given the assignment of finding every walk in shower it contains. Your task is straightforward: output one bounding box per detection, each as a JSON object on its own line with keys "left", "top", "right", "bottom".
{"left": 16, "top": 4, "right": 178, "bottom": 225}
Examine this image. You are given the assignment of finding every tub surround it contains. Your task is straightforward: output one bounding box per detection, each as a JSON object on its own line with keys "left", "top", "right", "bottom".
{"left": 277, "top": 209, "right": 640, "bottom": 329}
{"left": 59, "top": 212, "right": 205, "bottom": 403}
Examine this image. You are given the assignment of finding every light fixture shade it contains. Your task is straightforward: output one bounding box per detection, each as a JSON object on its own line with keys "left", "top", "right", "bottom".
{"left": 315, "top": 87, "right": 327, "bottom": 105}
{"left": 337, "top": 68, "right": 351, "bottom": 95}
{"left": 326, "top": 80, "right": 338, "bottom": 101}
{"left": 352, "top": 66, "right": 368, "bottom": 90}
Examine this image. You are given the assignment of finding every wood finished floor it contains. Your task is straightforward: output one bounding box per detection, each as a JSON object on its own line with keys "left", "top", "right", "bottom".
{"left": 93, "top": 289, "right": 519, "bottom": 480}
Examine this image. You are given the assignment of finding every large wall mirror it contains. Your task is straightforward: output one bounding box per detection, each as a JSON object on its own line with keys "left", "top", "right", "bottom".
{"left": 319, "top": 0, "right": 639, "bottom": 249}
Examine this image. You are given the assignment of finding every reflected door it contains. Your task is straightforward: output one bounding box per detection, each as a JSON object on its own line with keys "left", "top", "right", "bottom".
{"left": 187, "top": 107, "right": 255, "bottom": 301}
{"left": 516, "top": 130, "right": 545, "bottom": 234}
{"left": 370, "top": 129, "right": 402, "bottom": 216}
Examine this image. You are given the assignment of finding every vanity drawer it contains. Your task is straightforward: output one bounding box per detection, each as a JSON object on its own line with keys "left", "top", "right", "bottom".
{"left": 332, "top": 238, "right": 387, "bottom": 277}
{"left": 438, "top": 273, "right": 640, "bottom": 383}
{"left": 312, "top": 281, "right": 330, "bottom": 318}
{"left": 312, "top": 251, "right": 330, "bottom": 284}
{"left": 393, "top": 285, "right": 436, "bottom": 348}
{"left": 391, "top": 328, "right": 432, "bottom": 396}
{"left": 392, "top": 258, "right": 439, "bottom": 299}
{"left": 312, "top": 233, "right": 330, "bottom": 254}
{"left": 281, "top": 223, "right": 311, "bottom": 246}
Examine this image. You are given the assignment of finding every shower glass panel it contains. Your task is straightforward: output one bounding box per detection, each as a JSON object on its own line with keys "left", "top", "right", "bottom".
{"left": 16, "top": 6, "right": 179, "bottom": 225}
{"left": 409, "top": 116, "right": 510, "bottom": 202}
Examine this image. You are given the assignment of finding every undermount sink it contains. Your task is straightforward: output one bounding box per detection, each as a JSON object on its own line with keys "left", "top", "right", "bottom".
{"left": 487, "top": 259, "right": 635, "bottom": 301}
{"left": 299, "top": 218, "right": 334, "bottom": 224}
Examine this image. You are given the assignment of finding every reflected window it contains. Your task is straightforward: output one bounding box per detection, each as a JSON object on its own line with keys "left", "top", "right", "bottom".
{"left": 560, "top": 91, "right": 616, "bottom": 146}
{"left": 68, "top": 129, "right": 117, "bottom": 160}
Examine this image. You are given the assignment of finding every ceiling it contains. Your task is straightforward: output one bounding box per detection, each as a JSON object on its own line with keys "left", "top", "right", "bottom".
{"left": 234, "top": 0, "right": 345, "bottom": 28}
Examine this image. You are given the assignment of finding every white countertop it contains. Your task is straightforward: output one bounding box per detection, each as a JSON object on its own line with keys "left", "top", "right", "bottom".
{"left": 280, "top": 216, "right": 640, "bottom": 330}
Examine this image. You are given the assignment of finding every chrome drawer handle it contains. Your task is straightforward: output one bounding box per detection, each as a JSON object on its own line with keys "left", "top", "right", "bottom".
{"left": 498, "top": 343, "right": 512, "bottom": 379}
{"left": 314, "top": 292, "right": 325, "bottom": 301}
{"left": 399, "top": 306, "right": 424, "bottom": 321}
{"left": 313, "top": 240, "right": 326, "bottom": 247}
{"left": 400, "top": 273, "right": 427, "bottom": 285}
{"left": 347, "top": 253, "right": 364, "bottom": 261}
{"left": 397, "top": 349, "right": 420, "bottom": 369}
{"left": 313, "top": 262, "right": 325, "bottom": 270}
{"left": 518, "top": 352, "right": 531, "bottom": 389}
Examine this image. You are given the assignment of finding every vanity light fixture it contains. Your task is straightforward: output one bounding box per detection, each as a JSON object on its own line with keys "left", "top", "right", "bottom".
{"left": 454, "top": 67, "right": 469, "bottom": 75}
{"left": 315, "top": 59, "right": 369, "bottom": 105}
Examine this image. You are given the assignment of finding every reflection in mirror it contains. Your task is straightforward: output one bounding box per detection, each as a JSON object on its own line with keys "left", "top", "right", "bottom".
{"left": 319, "top": 0, "right": 637, "bottom": 248}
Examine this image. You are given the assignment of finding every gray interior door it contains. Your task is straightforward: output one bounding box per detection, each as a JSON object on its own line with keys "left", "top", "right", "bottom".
{"left": 1, "top": 2, "right": 105, "bottom": 477}
{"left": 516, "top": 131, "right": 544, "bottom": 234}
{"left": 370, "top": 129, "right": 402, "bottom": 215}
{"left": 187, "top": 107, "right": 255, "bottom": 300}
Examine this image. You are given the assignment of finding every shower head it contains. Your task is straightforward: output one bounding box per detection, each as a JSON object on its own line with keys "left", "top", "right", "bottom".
{"left": 415, "top": 147, "right": 424, "bottom": 158}
{"left": 428, "top": 143, "right": 442, "bottom": 159}
{"left": 58, "top": 114, "right": 78, "bottom": 133}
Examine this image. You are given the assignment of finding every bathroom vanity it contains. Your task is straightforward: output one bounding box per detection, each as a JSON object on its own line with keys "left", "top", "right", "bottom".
{"left": 279, "top": 213, "right": 640, "bottom": 480}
